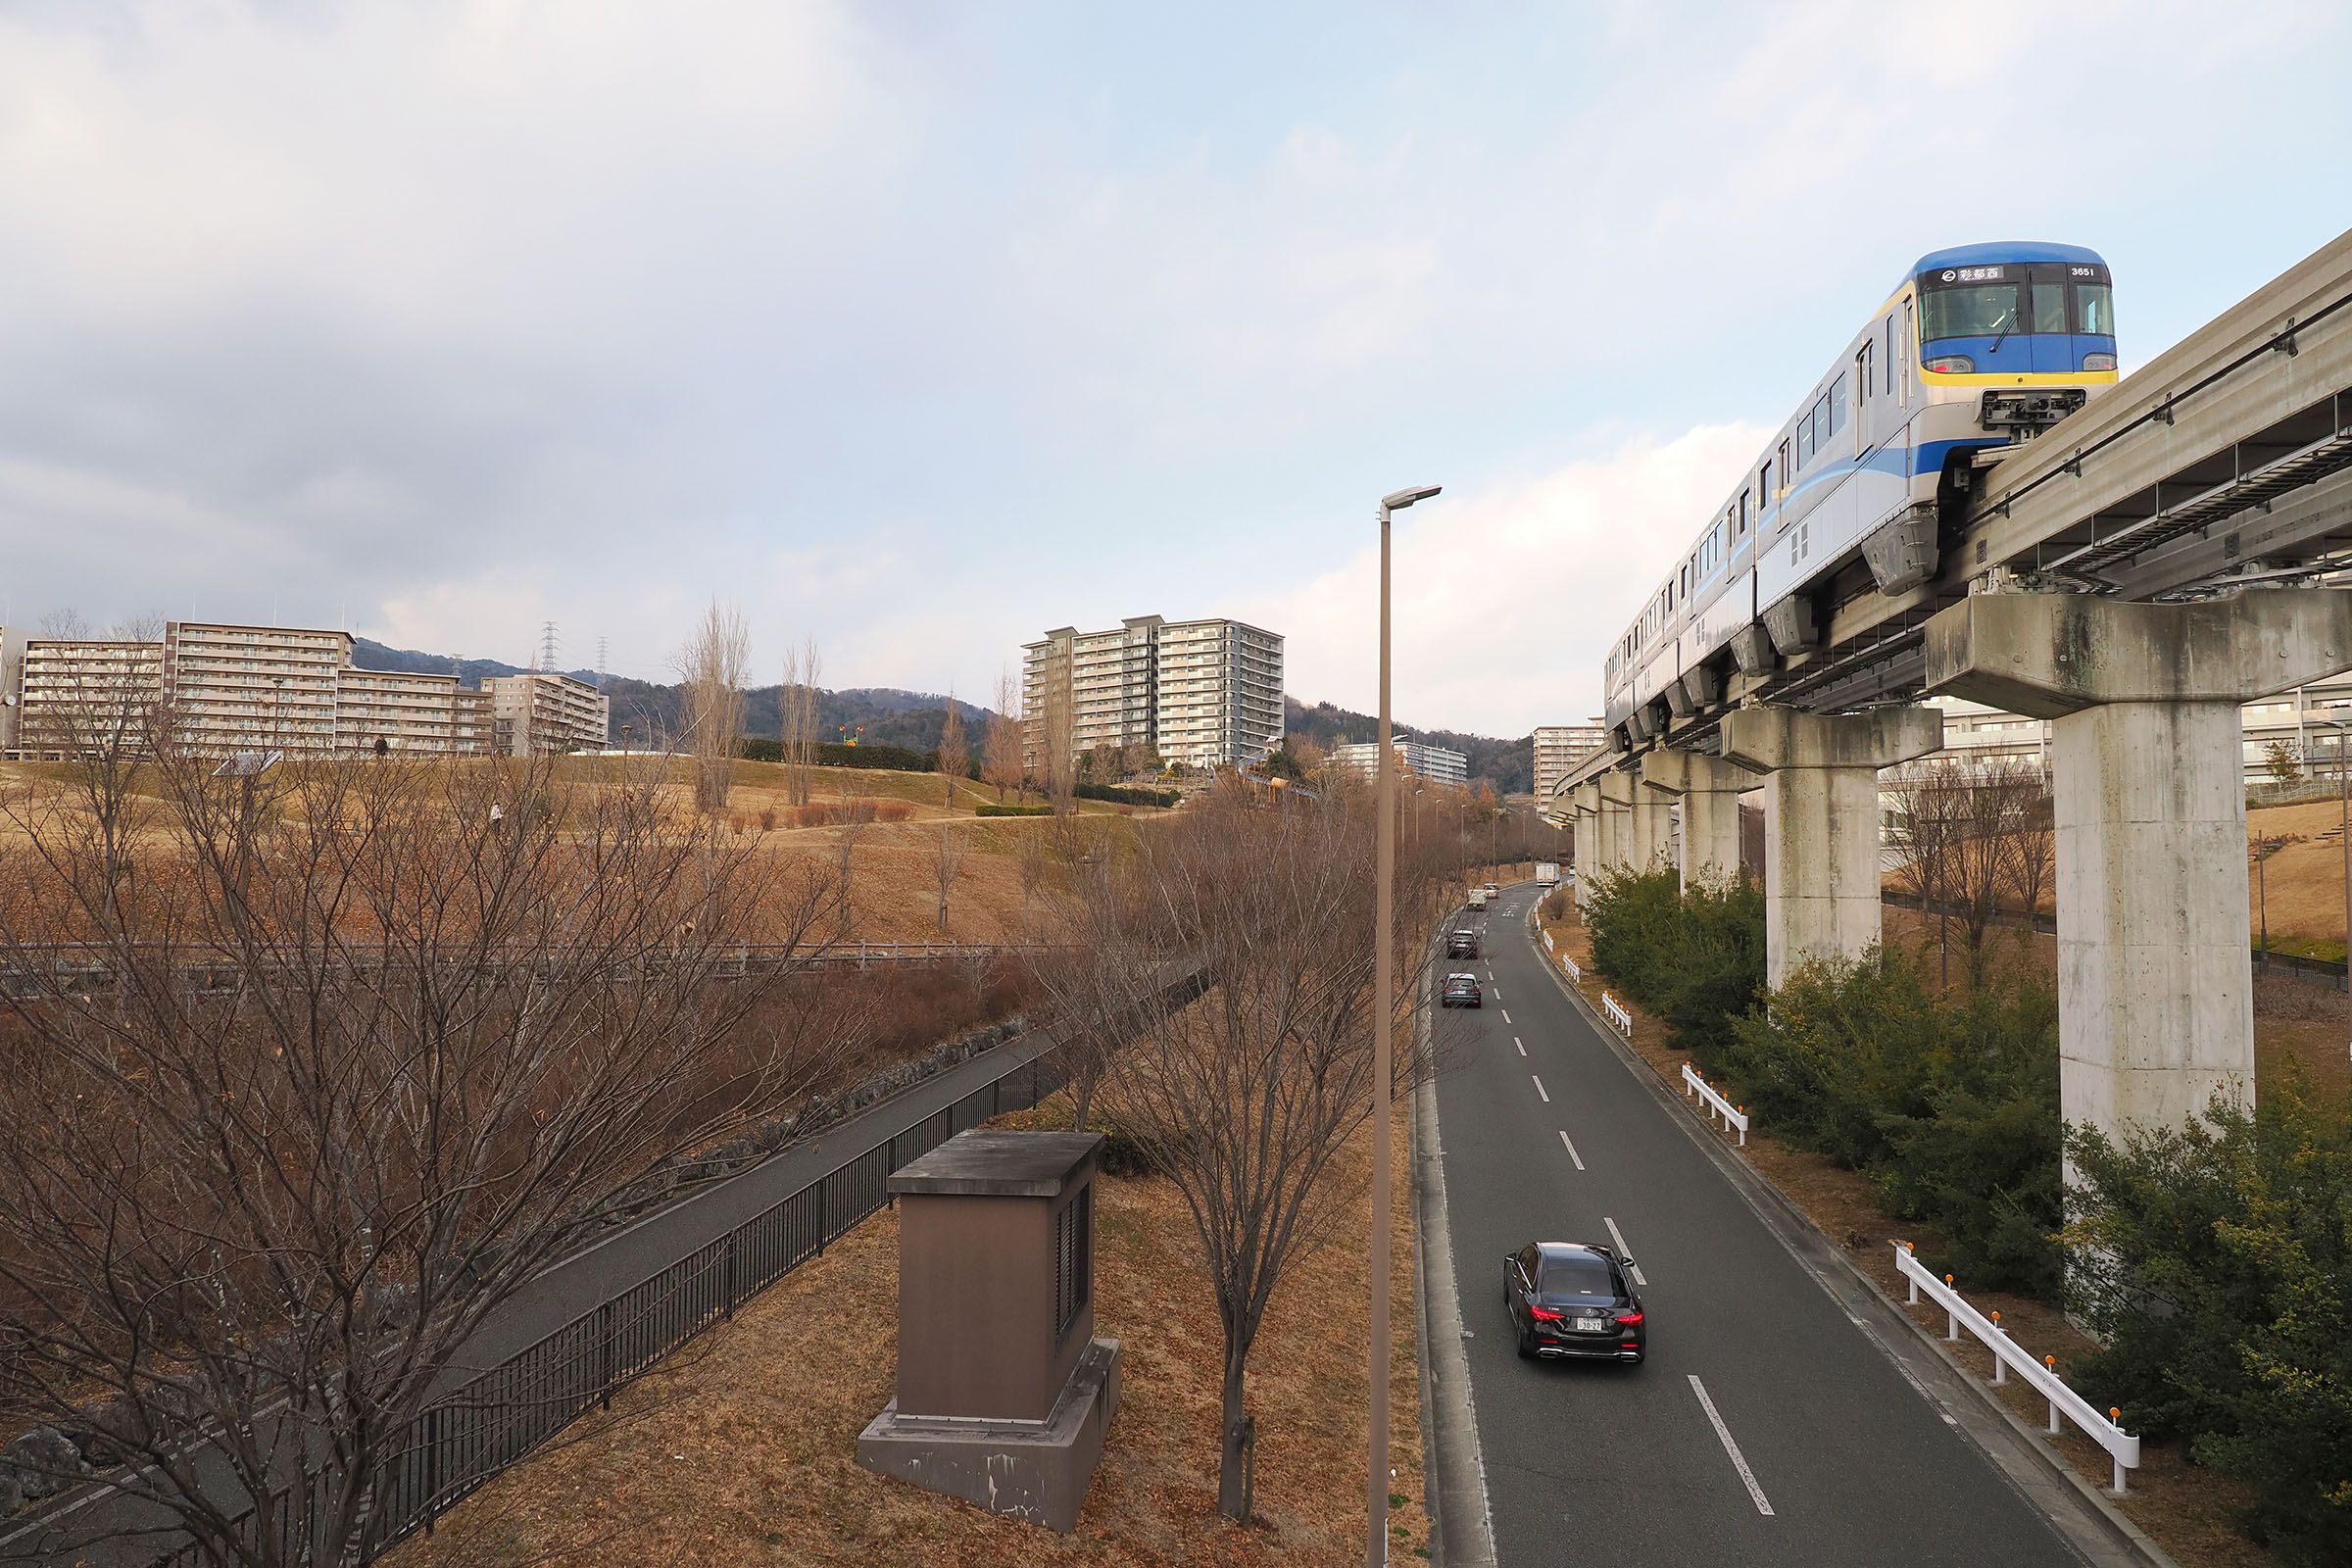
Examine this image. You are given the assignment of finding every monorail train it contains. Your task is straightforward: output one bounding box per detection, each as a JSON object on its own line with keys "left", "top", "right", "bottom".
{"left": 1600, "top": 241, "right": 2119, "bottom": 751}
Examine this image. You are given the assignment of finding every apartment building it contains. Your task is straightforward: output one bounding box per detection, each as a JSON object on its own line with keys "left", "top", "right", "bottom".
{"left": 164, "top": 621, "right": 348, "bottom": 756}
{"left": 3, "top": 619, "right": 567, "bottom": 760}
{"left": 484, "top": 671, "right": 609, "bottom": 756}
{"left": 1021, "top": 614, "right": 1284, "bottom": 771}
{"left": 1333, "top": 739, "right": 1470, "bottom": 788}
{"left": 14, "top": 639, "right": 168, "bottom": 759}
{"left": 1533, "top": 721, "right": 1607, "bottom": 801}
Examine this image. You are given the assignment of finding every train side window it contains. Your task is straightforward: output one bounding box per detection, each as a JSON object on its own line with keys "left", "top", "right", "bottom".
{"left": 1777, "top": 441, "right": 1790, "bottom": 491}
{"left": 1739, "top": 489, "right": 1751, "bottom": 536}
{"left": 1796, "top": 414, "right": 1813, "bottom": 466}
{"left": 1856, "top": 340, "right": 1874, "bottom": 405}
{"left": 1828, "top": 376, "right": 1846, "bottom": 436}
{"left": 1884, "top": 317, "right": 1895, "bottom": 395}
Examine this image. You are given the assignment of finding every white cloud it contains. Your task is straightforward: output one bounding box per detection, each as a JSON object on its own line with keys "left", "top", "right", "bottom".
{"left": 1246, "top": 422, "right": 1770, "bottom": 736}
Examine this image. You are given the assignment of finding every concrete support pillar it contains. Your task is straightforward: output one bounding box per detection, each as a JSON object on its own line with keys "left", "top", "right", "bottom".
{"left": 1641, "top": 750, "right": 1762, "bottom": 889}
{"left": 1924, "top": 590, "right": 2352, "bottom": 1137}
{"left": 1596, "top": 772, "right": 1639, "bottom": 874}
{"left": 1629, "top": 786, "right": 1674, "bottom": 872}
{"left": 1569, "top": 783, "right": 1602, "bottom": 905}
{"left": 1721, "top": 706, "right": 1943, "bottom": 989}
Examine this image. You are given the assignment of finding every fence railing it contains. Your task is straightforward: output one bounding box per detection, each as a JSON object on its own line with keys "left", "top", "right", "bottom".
{"left": 1600, "top": 993, "right": 1631, "bottom": 1036}
{"left": 139, "top": 1044, "right": 1074, "bottom": 1566}
{"left": 1561, "top": 954, "right": 1581, "bottom": 985}
{"left": 1680, "top": 1063, "right": 1748, "bottom": 1147}
{"left": 1890, "top": 1242, "right": 2140, "bottom": 1493}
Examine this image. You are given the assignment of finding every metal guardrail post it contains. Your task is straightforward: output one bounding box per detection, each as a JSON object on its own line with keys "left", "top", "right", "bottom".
{"left": 815, "top": 1173, "right": 828, "bottom": 1254}
{"left": 723, "top": 1230, "right": 739, "bottom": 1319}
{"left": 596, "top": 1300, "right": 615, "bottom": 1410}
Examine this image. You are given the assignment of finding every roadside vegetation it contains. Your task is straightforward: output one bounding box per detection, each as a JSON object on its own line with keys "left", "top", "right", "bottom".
{"left": 1571, "top": 850, "right": 2352, "bottom": 1564}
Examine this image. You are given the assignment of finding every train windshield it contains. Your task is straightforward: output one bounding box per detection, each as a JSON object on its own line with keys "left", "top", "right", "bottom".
{"left": 1920, "top": 262, "right": 2113, "bottom": 340}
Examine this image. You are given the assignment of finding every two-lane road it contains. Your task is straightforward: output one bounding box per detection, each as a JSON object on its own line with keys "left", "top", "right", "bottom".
{"left": 1433, "top": 885, "right": 2111, "bottom": 1567}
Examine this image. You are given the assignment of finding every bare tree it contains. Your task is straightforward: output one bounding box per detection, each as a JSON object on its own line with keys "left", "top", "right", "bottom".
{"left": 1015, "top": 820, "right": 1052, "bottom": 911}
{"left": 930, "top": 823, "right": 970, "bottom": 934}
{"left": 1888, "top": 758, "right": 2053, "bottom": 987}
{"left": 0, "top": 750, "right": 860, "bottom": 1567}
{"left": 779, "top": 638, "right": 823, "bottom": 808}
{"left": 936, "top": 690, "right": 968, "bottom": 809}
{"left": 1031, "top": 649, "right": 1076, "bottom": 820}
{"left": 983, "top": 668, "right": 1025, "bottom": 804}
{"left": 1043, "top": 787, "right": 1444, "bottom": 1522}
{"left": 676, "top": 600, "right": 750, "bottom": 815}
{"left": 8, "top": 632, "right": 170, "bottom": 924}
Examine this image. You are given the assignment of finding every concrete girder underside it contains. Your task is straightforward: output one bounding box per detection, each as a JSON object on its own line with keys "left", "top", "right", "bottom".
{"left": 1642, "top": 750, "right": 1761, "bottom": 889}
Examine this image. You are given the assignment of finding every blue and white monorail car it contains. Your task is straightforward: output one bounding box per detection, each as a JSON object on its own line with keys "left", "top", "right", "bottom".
{"left": 1600, "top": 241, "right": 2119, "bottom": 749}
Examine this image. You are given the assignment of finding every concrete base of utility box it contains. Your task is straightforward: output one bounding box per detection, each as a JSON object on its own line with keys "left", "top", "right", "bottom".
{"left": 856, "top": 1337, "right": 1121, "bottom": 1532}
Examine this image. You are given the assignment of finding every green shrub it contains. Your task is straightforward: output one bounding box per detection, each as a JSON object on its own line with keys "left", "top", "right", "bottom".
{"left": 1581, "top": 866, "right": 1764, "bottom": 1064}
{"left": 1712, "top": 947, "right": 2063, "bottom": 1296}
{"left": 976, "top": 803, "right": 1052, "bottom": 817}
{"left": 1074, "top": 781, "right": 1180, "bottom": 808}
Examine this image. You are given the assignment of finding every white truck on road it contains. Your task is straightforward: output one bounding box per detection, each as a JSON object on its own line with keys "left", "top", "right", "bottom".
{"left": 1467, "top": 887, "right": 1491, "bottom": 911}
{"left": 1535, "top": 862, "right": 1560, "bottom": 887}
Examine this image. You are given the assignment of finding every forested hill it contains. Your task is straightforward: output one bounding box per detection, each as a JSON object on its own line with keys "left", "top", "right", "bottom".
{"left": 351, "top": 638, "right": 988, "bottom": 754}
{"left": 1283, "top": 697, "right": 1533, "bottom": 796}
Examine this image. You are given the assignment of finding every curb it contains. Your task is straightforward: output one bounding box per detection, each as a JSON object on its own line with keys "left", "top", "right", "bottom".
{"left": 1522, "top": 902, "right": 2181, "bottom": 1568}
{"left": 1411, "top": 1021, "right": 1497, "bottom": 1568}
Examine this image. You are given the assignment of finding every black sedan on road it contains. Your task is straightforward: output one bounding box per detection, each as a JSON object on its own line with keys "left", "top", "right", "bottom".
{"left": 1446, "top": 928, "right": 1480, "bottom": 959}
{"left": 1502, "top": 1242, "right": 1644, "bottom": 1363}
{"left": 1441, "top": 972, "right": 1483, "bottom": 1007}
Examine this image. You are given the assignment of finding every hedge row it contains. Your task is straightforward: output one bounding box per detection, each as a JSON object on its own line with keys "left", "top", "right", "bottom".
{"left": 976, "top": 803, "right": 1052, "bottom": 817}
{"left": 1075, "top": 780, "right": 1181, "bottom": 808}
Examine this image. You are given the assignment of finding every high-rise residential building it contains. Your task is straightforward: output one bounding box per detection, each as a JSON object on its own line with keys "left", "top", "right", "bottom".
{"left": 1154, "top": 617, "right": 1284, "bottom": 769}
{"left": 164, "top": 621, "right": 348, "bottom": 755}
{"left": 1533, "top": 720, "right": 1608, "bottom": 801}
{"left": 1333, "top": 739, "right": 1471, "bottom": 788}
{"left": 15, "top": 639, "right": 168, "bottom": 759}
{"left": 483, "top": 671, "right": 610, "bottom": 756}
{"left": 2, "top": 618, "right": 590, "bottom": 760}
{"left": 1021, "top": 614, "right": 1284, "bottom": 772}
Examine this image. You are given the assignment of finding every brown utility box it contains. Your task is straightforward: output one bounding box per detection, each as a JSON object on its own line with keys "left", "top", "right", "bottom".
{"left": 855, "top": 1130, "right": 1121, "bottom": 1532}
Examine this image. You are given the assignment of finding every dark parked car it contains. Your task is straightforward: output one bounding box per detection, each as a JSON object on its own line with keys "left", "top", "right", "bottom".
{"left": 1441, "top": 972, "right": 1483, "bottom": 1008}
{"left": 1502, "top": 1241, "right": 1644, "bottom": 1363}
{"left": 1446, "top": 929, "right": 1480, "bottom": 959}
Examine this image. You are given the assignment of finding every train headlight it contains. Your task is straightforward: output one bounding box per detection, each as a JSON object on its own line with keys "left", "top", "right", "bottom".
{"left": 1923, "top": 355, "right": 1975, "bottom": 373}
{"left": 2082, "top": 352, "right": 2117, "bottom": 372}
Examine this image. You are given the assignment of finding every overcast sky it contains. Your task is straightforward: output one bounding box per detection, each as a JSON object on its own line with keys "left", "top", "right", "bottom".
{"left": 6, "top": 2, "right": 2350, "bottom": 733}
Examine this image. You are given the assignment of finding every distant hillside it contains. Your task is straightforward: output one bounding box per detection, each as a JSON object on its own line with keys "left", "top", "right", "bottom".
{"left": 1284, "top": 697, "right": 1532, "bottom": 795}
{"left": 352, "top": 639, "right": 993, "bottom": 753}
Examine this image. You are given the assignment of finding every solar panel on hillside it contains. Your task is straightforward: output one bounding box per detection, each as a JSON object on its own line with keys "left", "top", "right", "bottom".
{"left": 211, "top": 749, "right": 284, "bottom": 778}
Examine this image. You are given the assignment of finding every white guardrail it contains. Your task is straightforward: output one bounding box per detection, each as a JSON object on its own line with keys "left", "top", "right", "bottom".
{"left": 1560, "top": 954, "right": 1581, "bottom": 984}
{"left": 1600, "top": 992, "right": 1632, "bottom": 1036}
{"left": 1891, "top": 1242, "right": 2141, "bottom": 1494}
{"left": 1679, "top": 1063, "right": 1748, "bottom": 1147}
{"left": 1543, "top": 929, "right": 1555, "bottom": 952}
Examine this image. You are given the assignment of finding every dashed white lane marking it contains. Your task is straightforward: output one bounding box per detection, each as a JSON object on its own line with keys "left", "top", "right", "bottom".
{"left": 1689, "top": 1375, "right": 1776, "bottom": 1517}
{"left": 1531, "top": 1074, "right": 1549, "bottom": 1102}
{"left": 1603, "top": 1217, "right": 1646, "bottom": 1285}
{"left": 1514, "top": 1038, "right": 1526, "bottom": 1056}
{"left": 1557, "top": 1129, "right": 1585, "bottom": 1170}
{"left": 1500, "top": 1007, "right": 1512, "bottom": 1024}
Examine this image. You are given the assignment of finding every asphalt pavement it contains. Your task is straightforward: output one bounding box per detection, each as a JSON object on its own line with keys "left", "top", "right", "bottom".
{"left": 1432, "top": 883, "right": 2121, "bottom": 1568}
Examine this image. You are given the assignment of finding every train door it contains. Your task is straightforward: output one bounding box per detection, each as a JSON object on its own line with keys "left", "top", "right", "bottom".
{"left": 1853, "top": 339, "right": 1873, "bottom": 456}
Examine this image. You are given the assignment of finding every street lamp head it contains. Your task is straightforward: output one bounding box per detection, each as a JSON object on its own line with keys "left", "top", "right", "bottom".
{"left": 1380, "top": 484, "right": 1443, "bottom": 513}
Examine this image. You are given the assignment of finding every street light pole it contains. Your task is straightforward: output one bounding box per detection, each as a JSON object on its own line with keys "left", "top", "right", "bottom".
{"left": 1370, "top": 484, "right": 1438, "bottom": 1568}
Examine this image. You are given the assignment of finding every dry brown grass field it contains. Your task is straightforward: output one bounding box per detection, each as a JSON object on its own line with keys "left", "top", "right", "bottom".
{"left": 387, "top": 1099, "right": 1427, "bottom": 1568}
{"left": 0, "top": 757, "right": 1161, "bottom": 948}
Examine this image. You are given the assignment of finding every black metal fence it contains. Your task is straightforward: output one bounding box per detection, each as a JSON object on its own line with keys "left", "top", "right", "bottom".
{"left": 146, "top": 1046, "right": 1068, "bottom": 1566}
{"left": 1881, "top": 889, "right": 2349, "bottom": 992}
